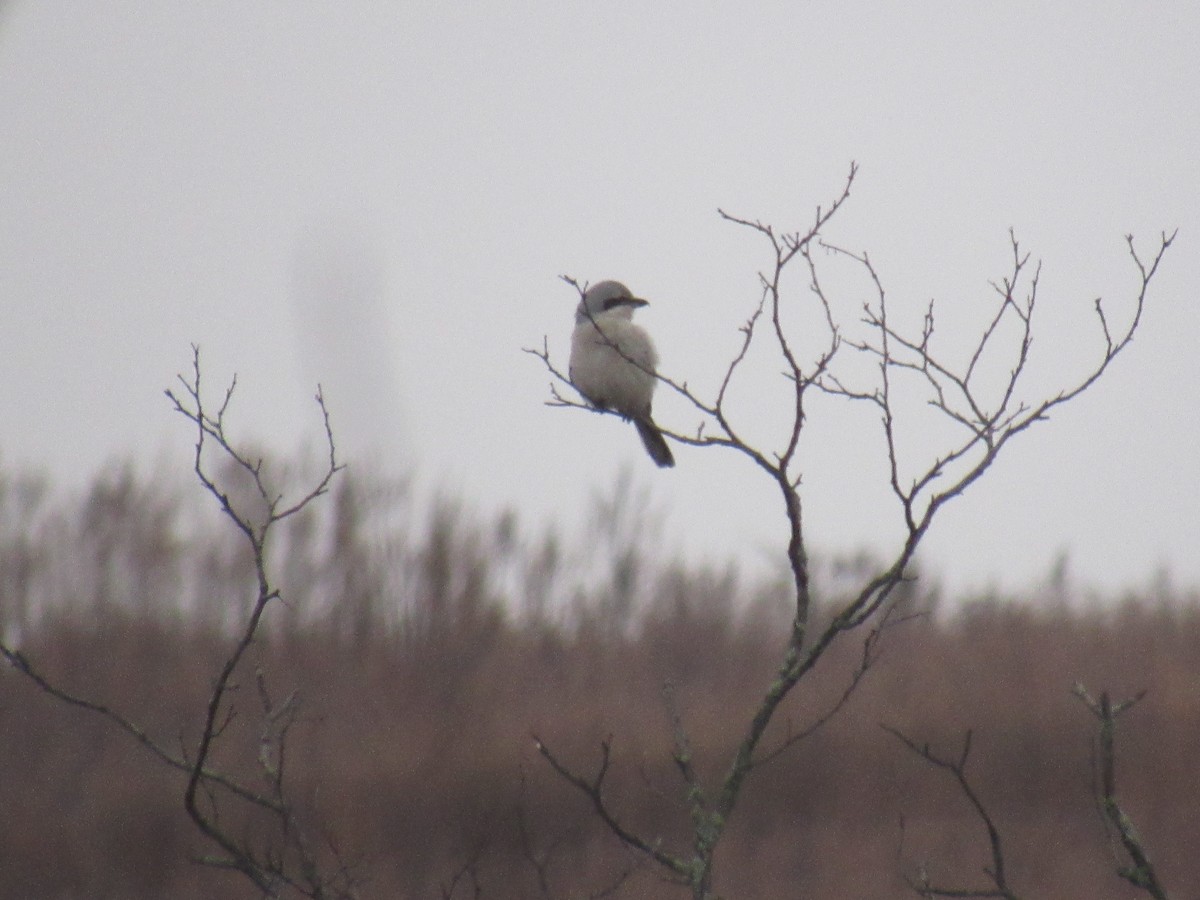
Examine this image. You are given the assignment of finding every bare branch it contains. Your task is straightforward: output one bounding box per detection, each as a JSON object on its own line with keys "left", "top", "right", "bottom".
{"left": 6, "top": 346, "right": 356, "bottom": 899}
{"left": 1073, "top": 685, "right": 1169, "bottom": 899}
{"left": 663, "top": 680, "right": 707, "bottom": 811}
{"left": 440, "top": 835, "right": 488, "bottom": 900}
{"left": 755, "top": 603, "right": 919, "bottom": 767}
{"left": 885, "top": 727, "right": 1021, "bottom": 900}
{"left": 0, "top": 643, "right": 284, "bottom": 813}
{"left": 532, "top": 734, "right": 690, "bottom": 879}
{"left": 163, "top": 347, "right": 351, "bottom": 896}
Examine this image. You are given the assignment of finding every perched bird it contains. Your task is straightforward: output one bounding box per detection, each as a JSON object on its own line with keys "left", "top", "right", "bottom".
{"left": 569, "top": 280, "right": 674, "bottom": 468}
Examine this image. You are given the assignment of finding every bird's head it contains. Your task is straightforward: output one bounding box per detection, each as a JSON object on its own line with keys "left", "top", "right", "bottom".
{"left": 575, "top": 280, "right": 649, "bottom": 325}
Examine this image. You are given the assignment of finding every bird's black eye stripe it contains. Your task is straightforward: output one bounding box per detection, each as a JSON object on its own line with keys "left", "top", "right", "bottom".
{"left": 602, "top": 298, "right": 625, "bottom": 311}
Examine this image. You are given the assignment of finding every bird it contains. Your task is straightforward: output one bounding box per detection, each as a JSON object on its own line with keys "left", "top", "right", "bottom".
{"left": 569, "top": 280, "right": 675, "bottom": 468}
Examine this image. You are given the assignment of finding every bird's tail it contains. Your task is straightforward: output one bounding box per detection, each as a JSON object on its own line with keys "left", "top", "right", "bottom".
{"left": 634, "top": 417, "right": 675, "bottom": 468}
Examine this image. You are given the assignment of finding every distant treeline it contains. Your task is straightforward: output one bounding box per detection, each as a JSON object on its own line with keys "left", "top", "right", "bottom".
{"left": 0, "top": 462, "right": 1196, "bottom": 898}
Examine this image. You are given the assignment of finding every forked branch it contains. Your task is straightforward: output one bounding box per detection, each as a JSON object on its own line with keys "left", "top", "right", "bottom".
{"left": 1073, "top": 685, "right": 1169, "bottom": 899}
{"left": 819, "top": 229, "right": 1177, "bottom": 542}
{"left": 532, "top": 734, "right": 692, "bottom": 882}
{"left": 4, "top": 346, "right": 352, "bottom": 899}
{"left": 885, "top": 727, "right": 1020, "bottom": 900}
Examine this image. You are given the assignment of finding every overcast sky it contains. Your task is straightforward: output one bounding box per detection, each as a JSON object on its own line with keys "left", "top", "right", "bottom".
{"left": 1, "top": 2, "right": 1196, "bottom": 599}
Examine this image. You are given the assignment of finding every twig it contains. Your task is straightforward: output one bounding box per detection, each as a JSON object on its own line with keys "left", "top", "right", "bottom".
{"left": 532, "top": 734, "right": 690, "bottom": 880}
{"left": 885, "top": 727, "right": 1021, "bottom": 900}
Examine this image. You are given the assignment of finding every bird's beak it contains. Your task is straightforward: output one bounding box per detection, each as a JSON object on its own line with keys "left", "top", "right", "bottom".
{"left": 629, "top": 297, "right": 649, "bottom": 308}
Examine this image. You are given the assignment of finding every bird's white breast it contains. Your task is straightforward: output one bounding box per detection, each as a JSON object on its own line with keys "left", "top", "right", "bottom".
{"left": 569, "top": 315, "right": 659, "bottom": 418}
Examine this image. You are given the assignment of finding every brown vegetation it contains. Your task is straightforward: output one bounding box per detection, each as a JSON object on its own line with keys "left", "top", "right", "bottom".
{"left": 1, "top": 462, "right": 1196, "bottom": 899}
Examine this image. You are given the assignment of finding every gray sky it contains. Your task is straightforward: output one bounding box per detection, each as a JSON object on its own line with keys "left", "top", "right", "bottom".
{"left": 2, "top": 2, "right": 1196, "bottom": 598}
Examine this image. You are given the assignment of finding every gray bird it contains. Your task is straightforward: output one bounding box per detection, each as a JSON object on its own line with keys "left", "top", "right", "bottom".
{"left": 569, "top": 280, "right": 674, "bottom": 468}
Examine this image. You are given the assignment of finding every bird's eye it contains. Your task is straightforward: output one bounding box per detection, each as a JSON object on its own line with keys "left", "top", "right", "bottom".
{"left": 603, "top": 298, "right": 624, "bottom": 310}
